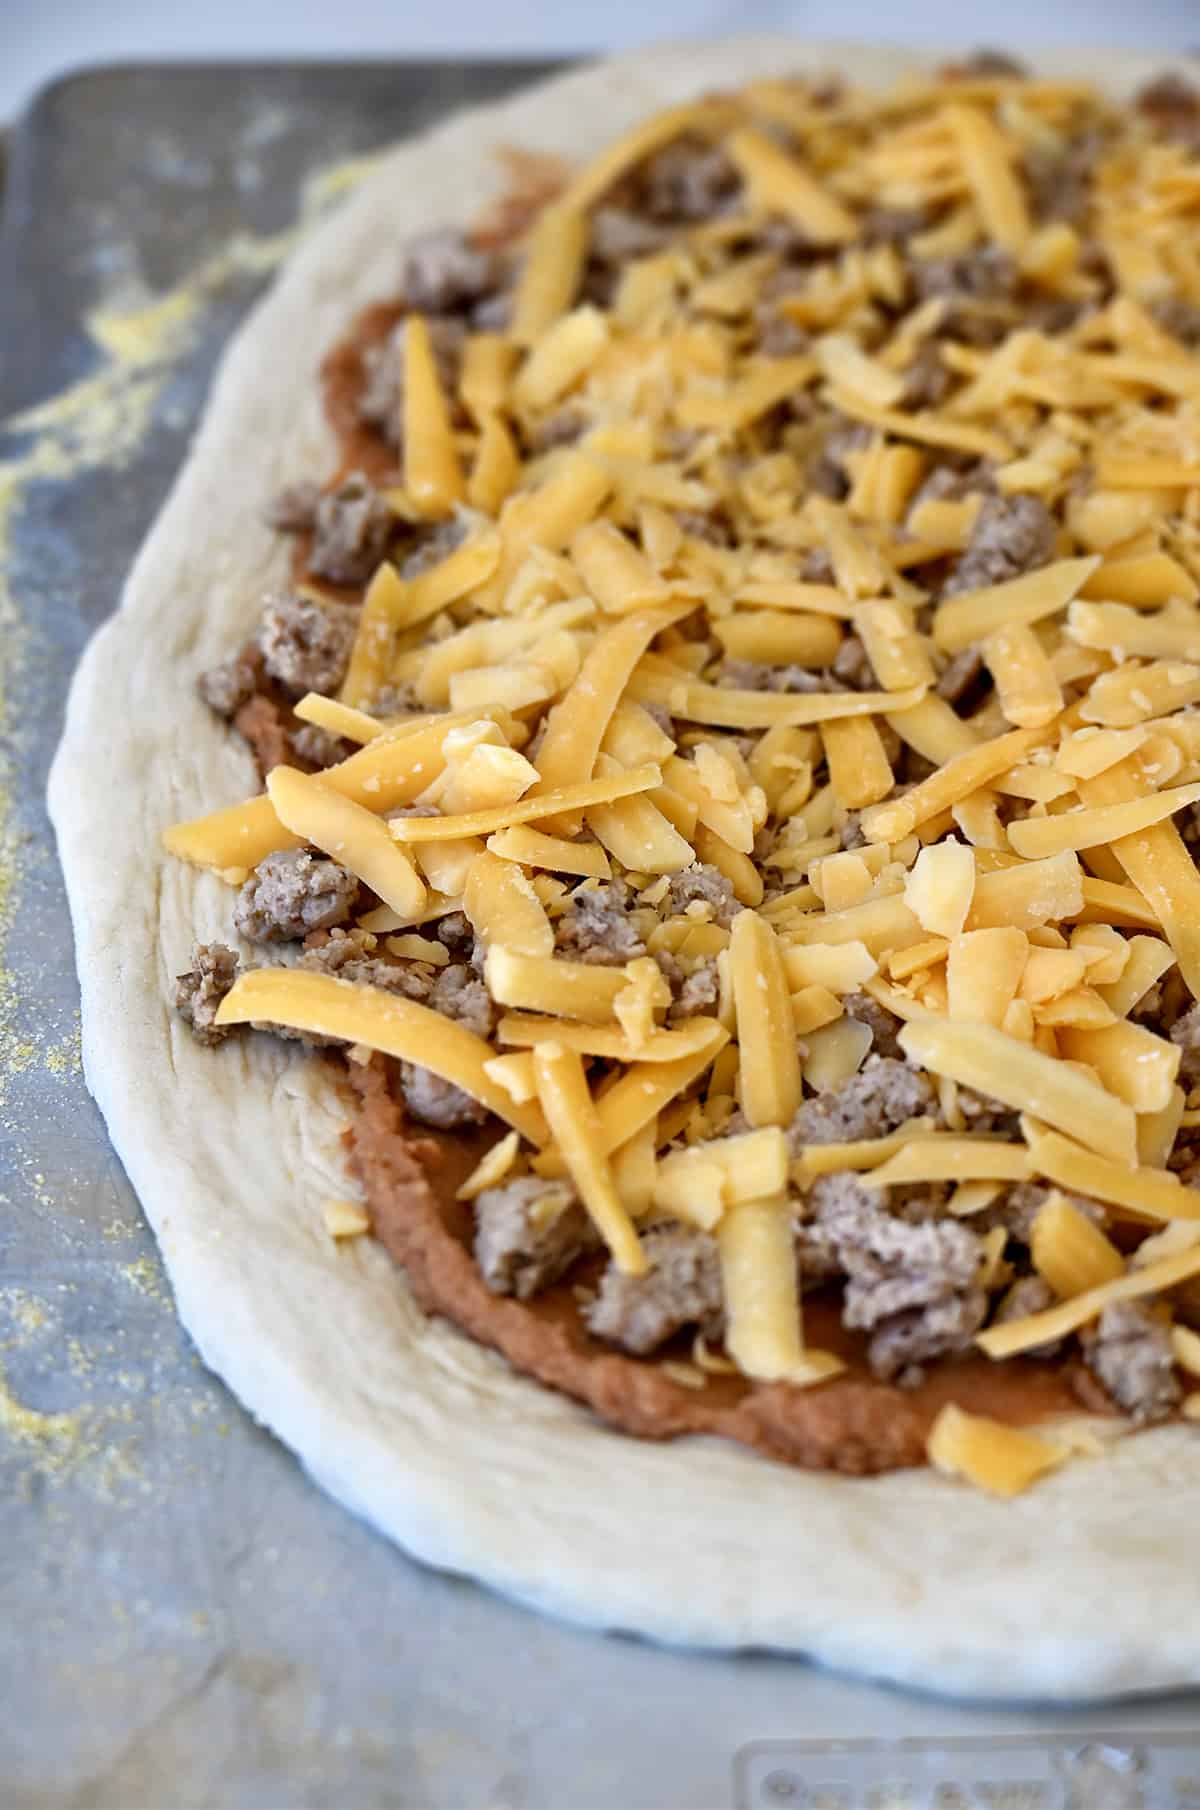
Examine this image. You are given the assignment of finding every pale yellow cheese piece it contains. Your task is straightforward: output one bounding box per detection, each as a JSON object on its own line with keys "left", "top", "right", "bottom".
{"left": 927, "top": 1404, "right": 1069, "bottom": 1498}
{"left": 534, "top": 605, "right": 690, "bottom": 800}
{"left": 163, "top": 711, "right": 509, "bottom": 871}
{"left": 1096, "top": 934, "right": 1176, "bottom": 1018}
{"left": 781, "top": 940, "right": 878, "bottom": 993}
{"left": 389, "top": 763, "right": 662, "bottom": 844}
{"left": 415, "top": 836, "right": 485, "bottom": 898}
{"left": 215, "top": 969, "right": 546, "bottom": 1142}
{"left": 1031, "top": 1192, "right": 1125, "bottom": 1298}
{"left": 945, "top": 102, "right": 1030, "bottom": 252}
{"left": 294, "top": 692, "right": 387, "bottom": 745}
{"left": 932, "top": 558, "right": 1099, "bottom": 655}
{"left": 824, "top": 388, "right": 1011, "bottom": 461}
{"left": 860, "top": 1137, "right": 1032, "bottom": 1188}
{"left": 1078, "top": 551, "right": 1199, "bottom": 607}
{"left": 509, "top": 204, "right": 588, "bottom": 346}
{"left": 1008, "top": 784, "right": 1200, "bottom": 861}
{"left": 513, "top": 305, "right": 609, "bottom": 411}
{"left": 728, "top": 909, "right": 802, "bottom": 1129}
{"left": 1079, "top": 763, "right": 1200, "bottom": 999}
{"left": 714, "top": 610, "right": 842, "bottom": 668}
{"left": 822, "top": 715, "right": 894, "bottom": 810}
{"left": 474, "top": 454, "right": 613, "bottom": 614}
{"left": 885, "top": 694, "right": 979, "bottom": 764}
{"left": 611, "top": 1118, "right": 658, "bottom": 1219}
{"left": 570, "top": 519, "right": 671, "bottom": 615}
{"left": 861, "top": 726, "right": 1047, "bottom": 844}
{"left": 982, "top": 622, "right": 1064, "bottom": 729}
{"left": 719, "top": 1194, "right": 844, "bottom": 1385}
{"left": 399, "top": 531, "right": 505, "bottom": 632}
{"left": 1055, "top": 726, "right": 1149, "bottom": 780}
{"left": 784, "top": 890, "right": 925, "bottom": 957}
{"left": 485, "top": 945, "right": 629, "bottom": 1025}
{"left": 903, "top": 841, "right": 976, "bottom": 939}
{"left": 1082, "top": 660, "right": 1200, "bottom": 729}
{"left": 966, "top": 851, "right": 1083, "bottom": 932}
{"left": 653, "top": 1128, "right": 789, "bottom": 1227}
{"left": 385, "top": 934, "right": 450, "bottom": 966}
{"left": 532, "top": 1041, "right": 644, "bottom": 1275}
{"left": 1069, "top": 599, "right": 1200, "bottom": 663}
{"left": 266, "top": 765, "right": 426, "bottom": 920}
{"left": 693, "top": 824, "right": 765, "bottom": 908}
{"left": 486, "top": 824, "right": 611, "bottom": 879}
{"left": 852, "top": 599, "right": 936, "bottom": 692}
{"left": 1057, "top": 1019, "right": 1181, "bottom": 1115}
{"left": 629, "top": 656, "right": 926, "bottom": 730}
{"left": 496, "top": 1012, "right": 724, "bottom": 1064}
{"left": 463, "top": 851, "right": 554, "bottom": 958}
{"left": 978, "top": 1240, "right": 1200, "bottom": 1359}
{"left": 801, "top": 1016, "right": 874, "bottom": 1092}
{"left": 946, "top": 926, "right": 1028, "bottom": 1026}
{"left": 1025, "top": 1128, "right": 1200, "bottom": 1226}
{"left": 898, "top": 1017, "right": 1137, "bottom": 1166}
{"left": 790, "top": 985, "right": 844, "bottom": 1034}
{"left": 456, "top": 1131, "right": 522, "bottom": 1201}
{"left": 588, "top": 787, "right": 695, "bottom": 877}
{"left": 482, "top": 1051, "right": 538, "bottom": 1106}
{"left": 676, "top": 357, "right": 819, "bottom": 432}
{"left": 438, "top": 744, "right": 540, "bottom": 816}
{"left": 469, "top": 413, "right": 521, "bottom": 515}
{"left": 727, "top": 125, "right": 857, "bottom": 242}
{"left": 339, "top": 564, "right": 406, "bottom": 709}
{"left": 459, "top": 332, "right": 518, "bottom": 422}
{"left": 403, "top": 314, "right": 465, "bottom": 517}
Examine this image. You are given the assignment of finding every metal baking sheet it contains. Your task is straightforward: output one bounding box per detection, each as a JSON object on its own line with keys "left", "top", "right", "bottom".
{"left": 3, "top": 59, "right": 1200, "bottom": 1810}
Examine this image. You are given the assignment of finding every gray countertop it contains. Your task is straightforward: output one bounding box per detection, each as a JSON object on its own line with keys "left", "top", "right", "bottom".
{"left": 3, "top": 61, "right": 1200, "bottom": 1810}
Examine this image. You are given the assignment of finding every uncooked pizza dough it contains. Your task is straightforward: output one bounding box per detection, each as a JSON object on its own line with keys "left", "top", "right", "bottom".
{"left": 49, "top": 39, "right": 1200, "bottom": 1700}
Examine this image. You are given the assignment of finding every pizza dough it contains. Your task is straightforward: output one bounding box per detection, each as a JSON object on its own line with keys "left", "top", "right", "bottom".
{"left": 49, "top": 38, "right": 1200, "bottom": 1700}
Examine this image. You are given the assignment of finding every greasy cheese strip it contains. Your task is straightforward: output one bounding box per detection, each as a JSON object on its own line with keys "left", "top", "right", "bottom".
{"left": 860, "top": 1138, "right": 1032, "bottom": 1188}
{"left": 266, "top": 766, "right": 426, "bottom": 920}
{"left": 485, "top": 946, "right": 629, "bottom": 1025}
{"left": 486, "top": 825, "right": 611, "bottom": 878}
{"left": 496, "top": 1013, "right": 725, "bottom": 1063}
{"left": 163, "top": 710, "right": 511, "bottom": 870}
{"left": 822, "top": 387, "right": 1011, "bottom": 460}
{"left": 339, "top": 564, "right": 406, "bottom": 709}
{"left": 1079, "top": 764, "right": 1200, "bottom": 998}
{"left": 533, "top": 605, "right": 691, "bottom": 796}
{"left": 294, "top": 693, "right": 387, "bottom": 745}
{"left": 978, "top": 1242, "right": 1200, "bottom": 1360}
{"left": 509, "top": 205, "right": 588, "bottom": 345}
{"left": 945, "top": 102, "right": 1030, "bottom": 253}
{"left": 629, "top": 658, "right": 926, "bottom": 729}
{"left": 727, "top": 125, "right": 857, "bottom": 242}
{"left": 463, "top": 850, "right": 553, "bottom": 957}
{"left": 861, "top": 726, "right": 1047, "bottom": 844}
{"left": 897, "top": 1018, "right": 1137, "bottom": 1167}
{"left": 728, "top": 909, "right": 801, "bottom": 1128}
{"left": 932, "top": 558, "right": 1098, "bottom": 655}
{"left": 1026, "top": 1129, "right": 1200, "bottom": 1225}
{"left": 474, "top": 454, "right": 613, "bottom": 614}
{"left": 403, "top": 315, "right": 465, "bottom": 516}
{"left": 388, "top": 763, "right": 662, "bottom": 842}
{"left": 982, "top": 623, "right": 1063, "bottom": 729}
{"left": 654, "top": 1129, "right": 789, "bottom": 1228}
{"left": 397, "top": 532, "right": 503, "bottom": 632}
{"left": 1007, "top": 784, "right": 1200, "bottom": 860}
{"left": 214, "top": 970, "right": 547, "bottom": 1144}
{"left": 719, "top": 1195, "right": 844, "bottom": 1386}
{"left": 531, "top": 1042, "right": 644, "bottom": 1275}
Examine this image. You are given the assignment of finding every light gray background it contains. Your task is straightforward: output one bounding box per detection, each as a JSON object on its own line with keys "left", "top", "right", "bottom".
{"left": 2, "top": 0, "right": 1198, "bottom": 125}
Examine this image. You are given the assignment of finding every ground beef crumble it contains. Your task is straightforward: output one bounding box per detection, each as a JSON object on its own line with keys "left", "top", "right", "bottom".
{"left": 258, "top": 594, "right": 359, "bottom": 699}
{"left": 234, "top": 849, "right": 359, "bottom": 944}
{"left": 789, "top": 1058, "right": 937, "bottom": 1149}
{"left": 585, "top": 1223, "right": 724, "bottom": 1355}
{"left": 1081, "top": 1302, "right": 1182, "bottom": 1423}
{"left": 943, "top": 493, "right": 1056, "bottom": 596}
{"left": 556, "top": 879, "right": 646, "bottom": 965}
{"left": 474, "top": 1176, "right": 599, "bottom": 1299}
{"left": 174, "top": 943, "right": 240, "bottom": 1046}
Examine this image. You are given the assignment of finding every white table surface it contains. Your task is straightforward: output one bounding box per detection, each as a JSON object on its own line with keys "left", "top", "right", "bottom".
{"left": 2, "top": 0, "right": 1197, "bottom": 126}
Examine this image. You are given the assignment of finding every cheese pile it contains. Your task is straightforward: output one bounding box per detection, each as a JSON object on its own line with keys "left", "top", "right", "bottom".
{"left": 166, "top": 64, "right": 1200, "bottom": 1493}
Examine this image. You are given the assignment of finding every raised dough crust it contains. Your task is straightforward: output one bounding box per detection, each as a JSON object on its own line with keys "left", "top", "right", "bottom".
{"left": 49, "top": 38, "right": 1200, "bottom": 1700}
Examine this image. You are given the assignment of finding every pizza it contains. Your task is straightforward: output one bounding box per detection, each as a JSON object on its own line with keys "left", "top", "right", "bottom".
{"left": 50, "top": 39, "right": 1200, "bottom": 1698}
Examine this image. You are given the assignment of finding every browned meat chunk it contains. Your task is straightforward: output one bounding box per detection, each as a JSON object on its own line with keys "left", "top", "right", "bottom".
{"left": 1152, "top": 297, "right": 1200, "bottom": 347}
{"left": 667, "top": 862, "right": 738, "bottom": 927}
{"left": 912, "top": 249, "right": 1017, "bottom": 346}
{"left": 399, "top": 1064, "right": 488, "bottom": 1130}
{"left": 1136, "top": 73, "right": 1200, "bottom": 149}
{"left": 950, "top": 49, "right": 1028, "bottom": 78}
{"left": 300, "top": 928, "right": 432, "bottom": 999}
{"left": 289, "top": 724, "right": 351, "bottom": 771}
{"left": 1023, "top": 130, "right": 1106, "bottom": 228}
{"left": 1081, "top": 1301, "right": 1182, "bottom": 1423}
{"left": 234, "top": 849, "right": 358, "bottom": 944}
{"left": 979, "top": 1181, "right": 1104, "bottom": 1249}
{"left": 556, "top": 879, "right": 646, "bottom": 966}
{"left": 258, "top": 593, "right": 359, "bottom": 698}
{"left": 829, "top": 635, "right": 877, "bottom": 690}
{"left": 789, "top": 1057, "right": 936, "bottom": 1150}
{"left": 843, "top": 990, "right": 903, "bottom": 1059}
{"left": 308, "top": 473, "right": 394, "bottom": 586}
{"left": 936, "top": 646, "right": 986, "bottom": 704}
{"left": 673, "top": 508, "right": 734, "bottom": 547}
{"left": 197, "top": 651, "right": 260, "bottom": 720}
{"left": 944, "top": 493, "right": 1056, "bottom": 597}
{"left": 992, "top": 1274, "right": 1061, "bottom": 1357}
{"left": 809, "top": 1172, "right": 987, "bottom": 1380}
{"left": 588, "top": 207, "right": 670, "bottom": 262}
{"left": 400, "top": 515, "right": 468, "bottom": 579}
{"left": 952, "top": 1087, "right": 1021, "bottom": 1136}
{"left": 428, "top": 962, "right": 495, "bottom": 1038}
{"left": 174, "top": 942, "right": 240, "bottom": 1046}
{"left": 474, "top": 1176, "right": 600, "bottom": 1299}
{"left": 523, "top": 407, "right": 587, "bottom": 454}
{"left": 585, "top": 1223, "right": 724, "bottom": 1355}
{"left": 717, "top": 659, "right": 833, "bottom": 694}
{"left": 656, "top": 952, "right": 720, "bottom": 1024}
{"left": 900, "top": 341, "right": 951, "bottom": 410}
{"left": 638, "top": 138, "right": 738, "bottom": 220}
{"left": 1170, "top": 1003, "right": 1200, "bottom": 1086}
{"left": 264, "top": 481, "right": 321, "bottom": 533}
{"left": 397, "top": 228, "right": 503, "bottom": 313}
{"left": 808, "top": 418, "right": 871, "bottom": 500}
